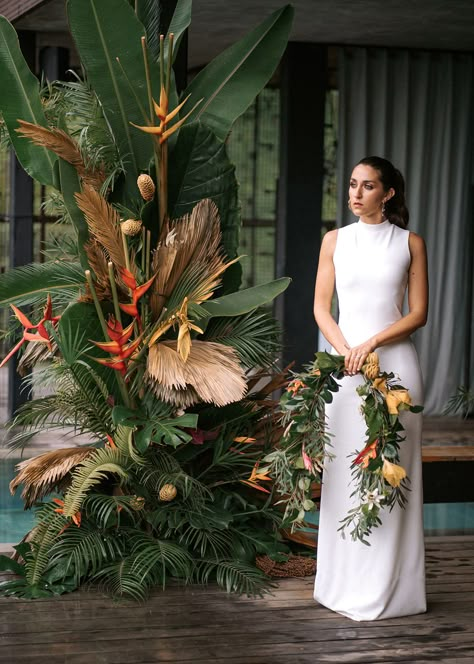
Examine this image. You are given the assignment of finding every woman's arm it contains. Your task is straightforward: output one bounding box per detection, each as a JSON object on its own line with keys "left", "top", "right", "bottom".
{"left": 313, "top": 230, "right": 350, "bottom": 356}
{"left": 345, "top": 232, "right": 429, "bottom": 375}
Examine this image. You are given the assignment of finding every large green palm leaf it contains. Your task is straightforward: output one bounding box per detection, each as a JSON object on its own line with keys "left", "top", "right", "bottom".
{"left": 0, "top": 262, "right": 84, "bottom": 308}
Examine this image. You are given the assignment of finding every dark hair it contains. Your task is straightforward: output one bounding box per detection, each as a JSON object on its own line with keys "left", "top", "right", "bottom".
{"left": 357, "top": 156, "right": 409, "bottom": 229}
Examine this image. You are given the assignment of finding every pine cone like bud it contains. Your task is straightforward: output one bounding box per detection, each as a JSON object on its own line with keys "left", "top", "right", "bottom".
{"left": 159, "top": 483, "right": 177, "bottom": 502}
{"left": 130, "top": 495, "right": 145, "bottom": 511}
{"left": 121, "top": 219, "right": 143, "bottom": 236}
{"left": 137, "top": 174, "right": 155, "bottom": 201}
{"left": 363, "top": 352, "right": 380, "bottom": 380}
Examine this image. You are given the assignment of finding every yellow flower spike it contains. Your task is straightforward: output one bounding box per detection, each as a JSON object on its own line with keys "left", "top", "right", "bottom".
{"left": 385, "top": 388, "right": 412, "bottom": 415}
{"left": 148, "top": 318, "right": 175, "bottom": 346}
{"left": 164, "top": 94, "right": 191, "bottom": 124}
{"left": 159, "top": 107, "right": 196, "bottom": 144}
{"left": 382, "top": 458, "right": 407, "bottom": 487}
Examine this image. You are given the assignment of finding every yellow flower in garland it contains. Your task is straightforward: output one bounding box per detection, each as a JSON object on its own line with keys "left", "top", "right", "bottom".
{"left": 372, "top": 376, "right": 388, "bottom": 395}
{"left": 382, "top": 459, "right": 407, "bottom": 487}
{"left": 385, "top": 389, "right": 412, "bottom": 415}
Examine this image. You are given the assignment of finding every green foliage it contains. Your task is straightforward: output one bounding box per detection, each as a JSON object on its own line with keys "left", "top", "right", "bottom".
{"left": 67, "top": 0, "right": 160, "bottom": 200}
{"left": 0, "top": 262, "right": 84, "bottom": 308}
{"left": 184, "top": 5, "right": 294, "bottom": 141}
{"left": 0, "top": 16, "right": 56, "bottom": 184}
{"left": 204, "top": 310, "right": 281, "bottom": 368}
{"left": 0, "top": 0, "right": 295, "bottom": 602}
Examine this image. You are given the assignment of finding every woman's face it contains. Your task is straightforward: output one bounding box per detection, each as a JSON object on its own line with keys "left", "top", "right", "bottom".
{"left": 349, "top": 164, "right": 392, "bottom": 218}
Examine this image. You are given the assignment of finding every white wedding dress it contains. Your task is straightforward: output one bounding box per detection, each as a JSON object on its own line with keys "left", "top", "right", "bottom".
{"left": 313, "top": 219, "right": 427, "bottom": 621}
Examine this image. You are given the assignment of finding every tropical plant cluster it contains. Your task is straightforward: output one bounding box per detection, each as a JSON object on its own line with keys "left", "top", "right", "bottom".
{"left": 0, "top": 0, "right": 297, "bottom": 599}
{"left": 265, "top": 351, "right": 423, "bottom": 546}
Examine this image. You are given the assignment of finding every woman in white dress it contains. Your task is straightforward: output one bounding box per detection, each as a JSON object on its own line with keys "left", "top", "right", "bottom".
{"left": 313, "top": 156, "right": 429, "bottom": 621}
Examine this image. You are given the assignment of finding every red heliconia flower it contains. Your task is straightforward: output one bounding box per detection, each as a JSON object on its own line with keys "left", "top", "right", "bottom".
{"left": 90, "top": 314, "right": 143, "bottom": 378}
{"left": 117, "top": 268, "right": 156, "bottom": 328}
{"left": 0, "top": 295, "right": 60, "bottom": 368}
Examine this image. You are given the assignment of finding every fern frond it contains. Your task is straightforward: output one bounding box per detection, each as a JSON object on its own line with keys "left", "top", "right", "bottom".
{"left": 63, "top": 447, "right": 130, "bottom": 517}
{"left": 26, "top": 503, "right": 68, "bottom": 586}
{"left": 205, "top": 311, "right": 281, "bottom": 369}
{"left": 92, "top": 558, "right": 150, "bottom": 601}
{"left": 129, "top": 532, "right": 194, "bottom": 583}
{"left": 49, "top": 522, "right": 124, "bottom": 585}
{"left": 196, "top": 559, "right": 273, "bottom": 597}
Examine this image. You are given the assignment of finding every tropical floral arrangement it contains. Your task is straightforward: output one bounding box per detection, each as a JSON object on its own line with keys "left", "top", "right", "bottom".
{"left": 265, "top": 351, "right": 423, "bottom": 546}
{"left": 0, "top": 0, "right": 297, "bottom": 599}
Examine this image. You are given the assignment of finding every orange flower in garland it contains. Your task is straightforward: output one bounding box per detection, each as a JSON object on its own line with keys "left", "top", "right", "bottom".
{"left": 353, "top": 440, "right": 378, "bottom": 468}
{"left": 287, "top": 379, "right": 305, "bottom": 395}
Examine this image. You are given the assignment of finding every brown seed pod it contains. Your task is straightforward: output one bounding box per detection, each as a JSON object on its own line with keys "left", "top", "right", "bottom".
{"left": 159, "top": 483, "right": 178, "bottom": 502}
{"left": 121, "top": 219, "right": 143, "bottom": 236}
{"left": 130, "top": 495, "right": 146, "bottom": 511}
{"left": 137, "top": 173, "right": 155, "bottom": 201}
{"left": 363, "top": 352, "right": 380, "bottom": 380}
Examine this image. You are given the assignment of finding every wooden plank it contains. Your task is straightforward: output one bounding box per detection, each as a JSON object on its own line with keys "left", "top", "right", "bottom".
{"left": 422, "top": 446, "right": 474, "bottom": 462}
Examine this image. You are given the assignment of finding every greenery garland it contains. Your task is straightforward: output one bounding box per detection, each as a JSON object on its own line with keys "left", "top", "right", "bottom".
{"left": 264, "top": 351, "right": 423, "bottom": 546}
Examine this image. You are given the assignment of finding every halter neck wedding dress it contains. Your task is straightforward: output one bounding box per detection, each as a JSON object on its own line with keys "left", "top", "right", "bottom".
{"left": 313, "top": 219, "right": 427, "bottom": 621}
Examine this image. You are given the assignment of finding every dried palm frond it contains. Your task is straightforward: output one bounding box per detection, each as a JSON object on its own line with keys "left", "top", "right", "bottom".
{"left": 150, "top": 199, "right": 229, "bottom": 318}
{"left": 10, "top": 447, "right": 95, "bottom": 508}
{"left": 16, "top": 120, "right": 105, "bottom": 190}
{"left": 146, "top": 339, "right": 246, "bottom": 407}
{"left": 75, "top": 187, "right": 133, "bottom": 278}
{"left": 80, "top": 239, "right": 112, "bottom": 301}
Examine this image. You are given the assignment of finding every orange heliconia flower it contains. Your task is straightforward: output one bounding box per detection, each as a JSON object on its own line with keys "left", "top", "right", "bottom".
{"left": 287, "top": 379, "right": 305, "bottom": 395}
{"left": 53, "top": 498, "right": 81, "bottom": 527}
{"left": 353, "top": 440, "right": 378, "bottom": 468}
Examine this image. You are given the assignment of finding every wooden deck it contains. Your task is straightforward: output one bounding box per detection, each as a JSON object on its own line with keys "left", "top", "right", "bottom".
{"left": 1, "top": 536, "right": 474, "bottom": 663}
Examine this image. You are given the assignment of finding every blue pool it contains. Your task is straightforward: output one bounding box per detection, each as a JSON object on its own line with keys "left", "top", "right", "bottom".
{"left": 1, "top": 457, "right": 473, "bottom": 543}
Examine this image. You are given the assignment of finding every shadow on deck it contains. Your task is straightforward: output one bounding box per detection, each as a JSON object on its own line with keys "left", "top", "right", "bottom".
{"left": 1, "top": 536, "right": 474, "bottom": 663}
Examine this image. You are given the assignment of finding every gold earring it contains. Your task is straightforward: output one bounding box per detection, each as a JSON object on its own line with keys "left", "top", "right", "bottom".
{"left": 348, "top": 198, "right": 352, "bottom": 210}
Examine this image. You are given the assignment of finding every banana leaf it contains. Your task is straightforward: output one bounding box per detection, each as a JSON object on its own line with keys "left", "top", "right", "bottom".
{"left": 183, "top": 5, "right": 293, "bottom": 141}
{"left": 67, "top": 0, "right": 161, "bottom": 201}
{"left": 200, "top": 278, "right": 291, "bottom": 318}
{"left": 135, "top": 0, "right": 191, "bottom": 62}
{"left": 0, "top": 17, "right": 57, "bottom": 186}
{"left": 0, "top": 262, "right": 85, "bottom": 308}
{"left": 168, "top": 121, "right": 240, "bottom": 264}
{"left": 58, "top": 159, "right": 90, "bottom": 271}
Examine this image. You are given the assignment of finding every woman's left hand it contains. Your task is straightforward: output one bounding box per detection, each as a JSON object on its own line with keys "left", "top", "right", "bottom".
{"left": 344, "top": 341, "right": 375, "bottom": 376}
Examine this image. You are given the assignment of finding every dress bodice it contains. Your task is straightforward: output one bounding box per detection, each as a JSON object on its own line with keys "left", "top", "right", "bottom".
{"left": 333, "top": 219, "right": 411, "bottom": 346}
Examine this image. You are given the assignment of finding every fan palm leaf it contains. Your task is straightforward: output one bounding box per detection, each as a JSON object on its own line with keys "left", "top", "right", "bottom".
{"left": 10, "top": 447, "right": 96, "bottom": 508}
{"left": 129, "top": 532, "right": 194, "bottom": 583}
{"left": 146, "top": 339, "right": 246, "bottom": 407}
{"left": 92, "top": 558, "right": 150, "bottom": 601}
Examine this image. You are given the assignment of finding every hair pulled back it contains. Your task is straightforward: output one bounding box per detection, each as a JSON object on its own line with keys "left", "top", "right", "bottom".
{"left": 357, "top": 156, "right": 409, "bottom": 229}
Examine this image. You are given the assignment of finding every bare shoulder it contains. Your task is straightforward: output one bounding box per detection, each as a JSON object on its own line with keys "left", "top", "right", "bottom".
{"left": 408, "top": 231, "right": 427, "bottom": 256}
{"left": 320, "top": 228, "right": 338, "bottom": 255}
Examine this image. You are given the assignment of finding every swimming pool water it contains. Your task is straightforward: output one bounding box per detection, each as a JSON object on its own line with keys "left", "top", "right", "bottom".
{"left": 1, "top": 457, "right": 473, "bottom": 543}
